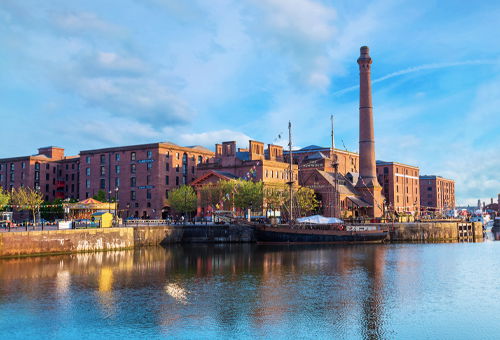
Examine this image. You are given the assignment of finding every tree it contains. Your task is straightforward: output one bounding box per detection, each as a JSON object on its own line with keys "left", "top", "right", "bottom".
{"left": 232, "top": 180, "right": 263, "bottom": 218}
{"left": 263, "top": 183, "right": 288, "bottom": 217}
{"left": 93, "top": 190, "right": 107, "bottom": 202}
{"left": 11, "top": 187, "right": 44, "bottom": 224}
{"left": 294, "top": 187, "right": 319, "bottom": 217}
{"left": 168, "top": 185, "right": 197, "bottom": 220}
{"left": 0, "top": 187, "right": 10, "bottom": 211}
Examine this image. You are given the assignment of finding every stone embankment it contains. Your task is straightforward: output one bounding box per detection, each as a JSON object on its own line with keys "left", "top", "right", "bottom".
{"left": 0, "top": 226, "right": 182, "bottom": 258}
{"left": 0, "top": 221, "right": 483, "bottom": 258}
{"left": 384, "top": 221, "right": 483, "bottom": 242}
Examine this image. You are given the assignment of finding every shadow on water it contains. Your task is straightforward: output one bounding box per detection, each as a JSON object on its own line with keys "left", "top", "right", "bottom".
{"left": 0, "top": 243, "right": 392, "bottom": 339}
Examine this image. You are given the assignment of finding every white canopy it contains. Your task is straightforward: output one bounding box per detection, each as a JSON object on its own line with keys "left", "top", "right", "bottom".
{"left": 296, "top": 215, "right": 343, "bottom": 224}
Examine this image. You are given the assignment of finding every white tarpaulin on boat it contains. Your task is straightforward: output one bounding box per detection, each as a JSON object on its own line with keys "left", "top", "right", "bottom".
{"left": 296, "top": 215, "right": 343, "bottom": 224}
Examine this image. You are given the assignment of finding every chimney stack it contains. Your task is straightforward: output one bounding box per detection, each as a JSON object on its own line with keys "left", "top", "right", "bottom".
{"left": 354, "top": 46, "right": 383, "bottom": 218}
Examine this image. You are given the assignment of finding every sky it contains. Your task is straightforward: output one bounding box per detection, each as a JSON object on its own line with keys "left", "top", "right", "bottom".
{"left": 0, "top": 0, "right": 499, "bottom": 206}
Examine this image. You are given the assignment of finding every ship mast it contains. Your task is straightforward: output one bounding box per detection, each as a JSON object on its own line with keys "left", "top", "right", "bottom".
{"left": 288, "top": 121, "right": 294, "bottom": 224}
{"left": 331, "top": 115, "right": 339, "bottom": 218}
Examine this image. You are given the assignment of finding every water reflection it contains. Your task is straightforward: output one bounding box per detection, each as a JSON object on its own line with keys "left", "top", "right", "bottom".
{"left": 1, "top": 243, "right": 500, "bottom": 339}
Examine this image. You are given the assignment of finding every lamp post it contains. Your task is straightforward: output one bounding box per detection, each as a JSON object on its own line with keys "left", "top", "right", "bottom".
{"left": 108, "top": 190, "right": 112, "bottom": 214}
{"left": 114, "top": 187, "right": 119, "bottom": 224}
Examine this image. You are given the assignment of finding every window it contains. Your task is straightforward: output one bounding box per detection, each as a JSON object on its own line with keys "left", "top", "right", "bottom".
{"left": 22, "top": 162, "right": 25, "bottom": 169}
{"left": 147, "top": 162, "right": 152, "bottom": 170}
{"left": 115, "top": 153, "right": 120, "bottom": 161}
{"left": 100, "top": 179, "right": 105, "bottom": 189}
{"left": 131, "top": 191, "right": 136, "bottom": 200}
{"left": 0, "top": 164, "right": 2, "bottom": 171}
{"left": 147, "top": 151, "right": 153, "bottom": 159}
{"left": 131, "top": 152, "right": 136, "bottom": 161}
{"left": 131, "top": 164, "right": 136, "bottom": 174}
{"left": 165, "top": 190, "right": 169, "bottom": 198}
{"left": 71, "top": 174, "right": 75, "bottom": 180}
{"left": 166, "top": 162, "right": 169, "bottom": 171}
{"left": 176, "top": 152, "right": 180, "bottom": 160}
{"left": 34, "top": 172, "right": 39, "bottom": 181}
{"left": 86, "top": 168, "right": 90, "bottom": 176}
{"left": 147, "top": 190, "right": 151, "bottom": 200}
{"left": 115, "top": 165, "right": 120, "bottom": 174}
{"left": 165, "top": 176, "right": 169, "bottom": 185}
{"left": 46, "top": 173, "right": 49, "bottom": 180}
{"left": 72, "top": 164, "right": 75, "bottom": 170}
{"left": 86, "top": 156, "right": 91, "bottom": 164}
{"left": 176, "top": 165, "right": 179, "bottom": 172}
{"left": 10, "top": 173, "right": 14, "bottom": 182}
{"left": 115, "top": 177, "right": 120, "bottom": 187}
{"left": 100, "top": 166, "right": 105, "bottom": 176}
{"left": 0, "top": 174, "right": 2, "bottom": 181}
{"left": 66, "top": 164, "right": 69, "bottom": 170}
{"left": 101, "top": 155, "right": 107, "bottom": 164}
{"left": 166, "top": 152, "right": 170, "bottom": 159}
{"left": 45, "top": 184, "right": 49, "bottom": 192}
{"left": 85, "top": 179, "right": 90, "bottom": 188}
{"left": 192, "top": 166, "right": 195, "bottom": 174}
{"left": 35, "top": 162, "right": 40, "bottom": 170}
{"left": 71, "top": 184, "right": 74, "bottom": 192}
{"left": 198, "top": 156, "right": 202, "bottom": 164}
{"left": 10, "top": 163, "right": 14, "bottom": 171}
{"left": 176, "top": 176, "right": 179, "bottom": 185}
{"left": 130, "top": 177, "right": 136, "bottom": 187}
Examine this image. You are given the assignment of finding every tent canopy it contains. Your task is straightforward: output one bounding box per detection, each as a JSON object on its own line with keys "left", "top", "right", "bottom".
{"left": 296, "top": 215, "right": 343, "bottom": 224}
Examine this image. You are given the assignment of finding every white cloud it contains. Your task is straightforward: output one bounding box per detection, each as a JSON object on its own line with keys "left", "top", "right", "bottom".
{"left": 173, "top": 129, "right": 253, "bottom": 149}
{"left": 55, "top": 12, "right": 121, "bottom": 34}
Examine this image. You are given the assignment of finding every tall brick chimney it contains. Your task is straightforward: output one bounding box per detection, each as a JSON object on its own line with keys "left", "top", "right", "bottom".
{"left": 354, "top": 46, "right": 383, "bottom": 218}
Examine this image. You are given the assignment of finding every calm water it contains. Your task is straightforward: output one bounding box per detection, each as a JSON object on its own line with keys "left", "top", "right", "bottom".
{"left": 1, "top": 235, "right": 500, "bottom": 339}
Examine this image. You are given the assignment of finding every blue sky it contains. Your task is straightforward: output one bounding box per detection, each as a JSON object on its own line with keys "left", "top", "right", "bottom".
{"left": 0, "top": 0, "right": 499, "bottom": 205}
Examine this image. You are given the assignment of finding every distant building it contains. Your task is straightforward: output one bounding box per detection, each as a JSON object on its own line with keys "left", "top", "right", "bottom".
{"left": 419, "top": 175, "right": 455, "bottom": 212}
{"left": 0, "top": 146, "right": 79, "bottom": 202}
{"left": 288, "top": 145, "right": 359, "bottom": 175}
{"left": 376, "top": 161, "right": 420, "bottom": 214}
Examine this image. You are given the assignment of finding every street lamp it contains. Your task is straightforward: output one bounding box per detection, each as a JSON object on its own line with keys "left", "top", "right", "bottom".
{"left": 114, "top": 187, "right": 119, "bottom": 223}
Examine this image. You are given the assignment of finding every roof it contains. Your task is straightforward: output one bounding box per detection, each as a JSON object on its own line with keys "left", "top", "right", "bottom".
{"left": 301, "top": 145, "right": 325, "bottom": 150}
{"left": 303, "top": 151, "right": 328, "bottom": 161}
{"left": 186, "top": 145, "right": 213, "bottom": 153}
{"left": 92, "top": 212, "right": 111, "bottom": 216}
{"left": 376, "top": 160, "right": 419, "bottom": 169}
{"left": 190, "top": 170, "right": 241, "bottom": 186}
{"left": 317, "top": 170, "right": 360, "bottom": 196}
{"left": 79, "top": 198, "right": 103, "bottom": 204}
{"left": 347, "top": 196, "right": 371, "bottom": 208}
{"left": 236, "top": 151, "right": 250, "bottom": 161}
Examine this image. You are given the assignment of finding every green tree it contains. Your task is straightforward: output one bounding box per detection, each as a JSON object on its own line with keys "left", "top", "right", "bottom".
{"left": 294, "top": 187, "right": 319, "bottom": 217}
{"left": 11, "top": 187, "right": 44, "bottom": 224}
{"left": 232, "top": 180, "right": 263, "bottom": 217}
{"left": 0, "top": 187, "right": 10, "bottom": 211}
{"left": 168, "top": 185, "right": 197, "bottom": 220}
{"left": 93, "top": 190, "right": 107, "bottom": 202}
{"left": 263, "top": 183, "right": 288, "bottom": 217}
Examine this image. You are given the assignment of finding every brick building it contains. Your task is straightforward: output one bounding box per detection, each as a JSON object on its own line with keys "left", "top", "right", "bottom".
{"left": 288, "top": 145, "right": 359, "bottom": 175}
{"left": 192, "top": 140, "right": 299, "bottom": 216}
{"left": 419, "top": 175, "right": 455, "bottom": 212}
{"left": 0, "top": 146, "right": 79, "bottom": 202}
{"left": 376, "top": 161, "right": 420, "bottom": 214}
{"left": 79, "top": 142, "right": 213, "bottom": 219}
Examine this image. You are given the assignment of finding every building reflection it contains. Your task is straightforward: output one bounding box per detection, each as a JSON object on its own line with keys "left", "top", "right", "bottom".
{"left": 0, "top": 244, "right": 391, "bottom": 338}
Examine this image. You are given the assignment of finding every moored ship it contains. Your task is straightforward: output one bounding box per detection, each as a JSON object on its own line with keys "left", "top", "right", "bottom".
{"left": 254, "top": 224, "right": 388, "bottom": 244}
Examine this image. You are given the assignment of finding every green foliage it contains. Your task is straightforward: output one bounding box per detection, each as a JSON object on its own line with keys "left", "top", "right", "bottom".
{"left": 11, "top": 187, "right": 44, "bottom": 224}
{"left": 93, "top": 190, "right": 107, "bottom": 202}
{"left": 232, "top": 180, "right": 263, "bottom": 211}
{"left": 168, "top": 185, "right": 197, "bottom": 215}
{"left": 0, "top": 187, "right": 10, "bottom": 210}
{"left": 294, "top": 187, "right": 320, "bottom": 217}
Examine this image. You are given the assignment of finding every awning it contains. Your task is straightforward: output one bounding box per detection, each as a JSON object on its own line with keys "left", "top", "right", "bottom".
{"left": 347, "top": 196, "right": 371, "bottom": 208}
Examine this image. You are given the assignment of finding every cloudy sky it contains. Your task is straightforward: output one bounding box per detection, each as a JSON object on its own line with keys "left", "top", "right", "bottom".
{"left": 0, "top": 0, "right": 499, "bottom": 205}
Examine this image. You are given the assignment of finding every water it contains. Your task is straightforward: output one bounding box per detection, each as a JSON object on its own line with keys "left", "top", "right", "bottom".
{"left": 1, "top": 238, "right": 500, "bottom": 339}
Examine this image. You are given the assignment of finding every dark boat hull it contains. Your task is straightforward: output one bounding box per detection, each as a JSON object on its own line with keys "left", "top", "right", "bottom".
{"left": 255, "top": 226, "right": 388, "bottom": 244}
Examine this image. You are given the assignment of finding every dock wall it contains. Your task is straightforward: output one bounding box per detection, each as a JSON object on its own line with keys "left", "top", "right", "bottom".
{"left": 0, "top": 226, "right": 182, "bottom": 258}
{"left": 385, "top": 222, "right": 483, "bottom": 242}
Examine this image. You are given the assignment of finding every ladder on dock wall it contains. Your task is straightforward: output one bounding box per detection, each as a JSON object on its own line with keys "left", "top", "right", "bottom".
{"left": 457, "top": 222, "right": 475, "bottom": 242}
